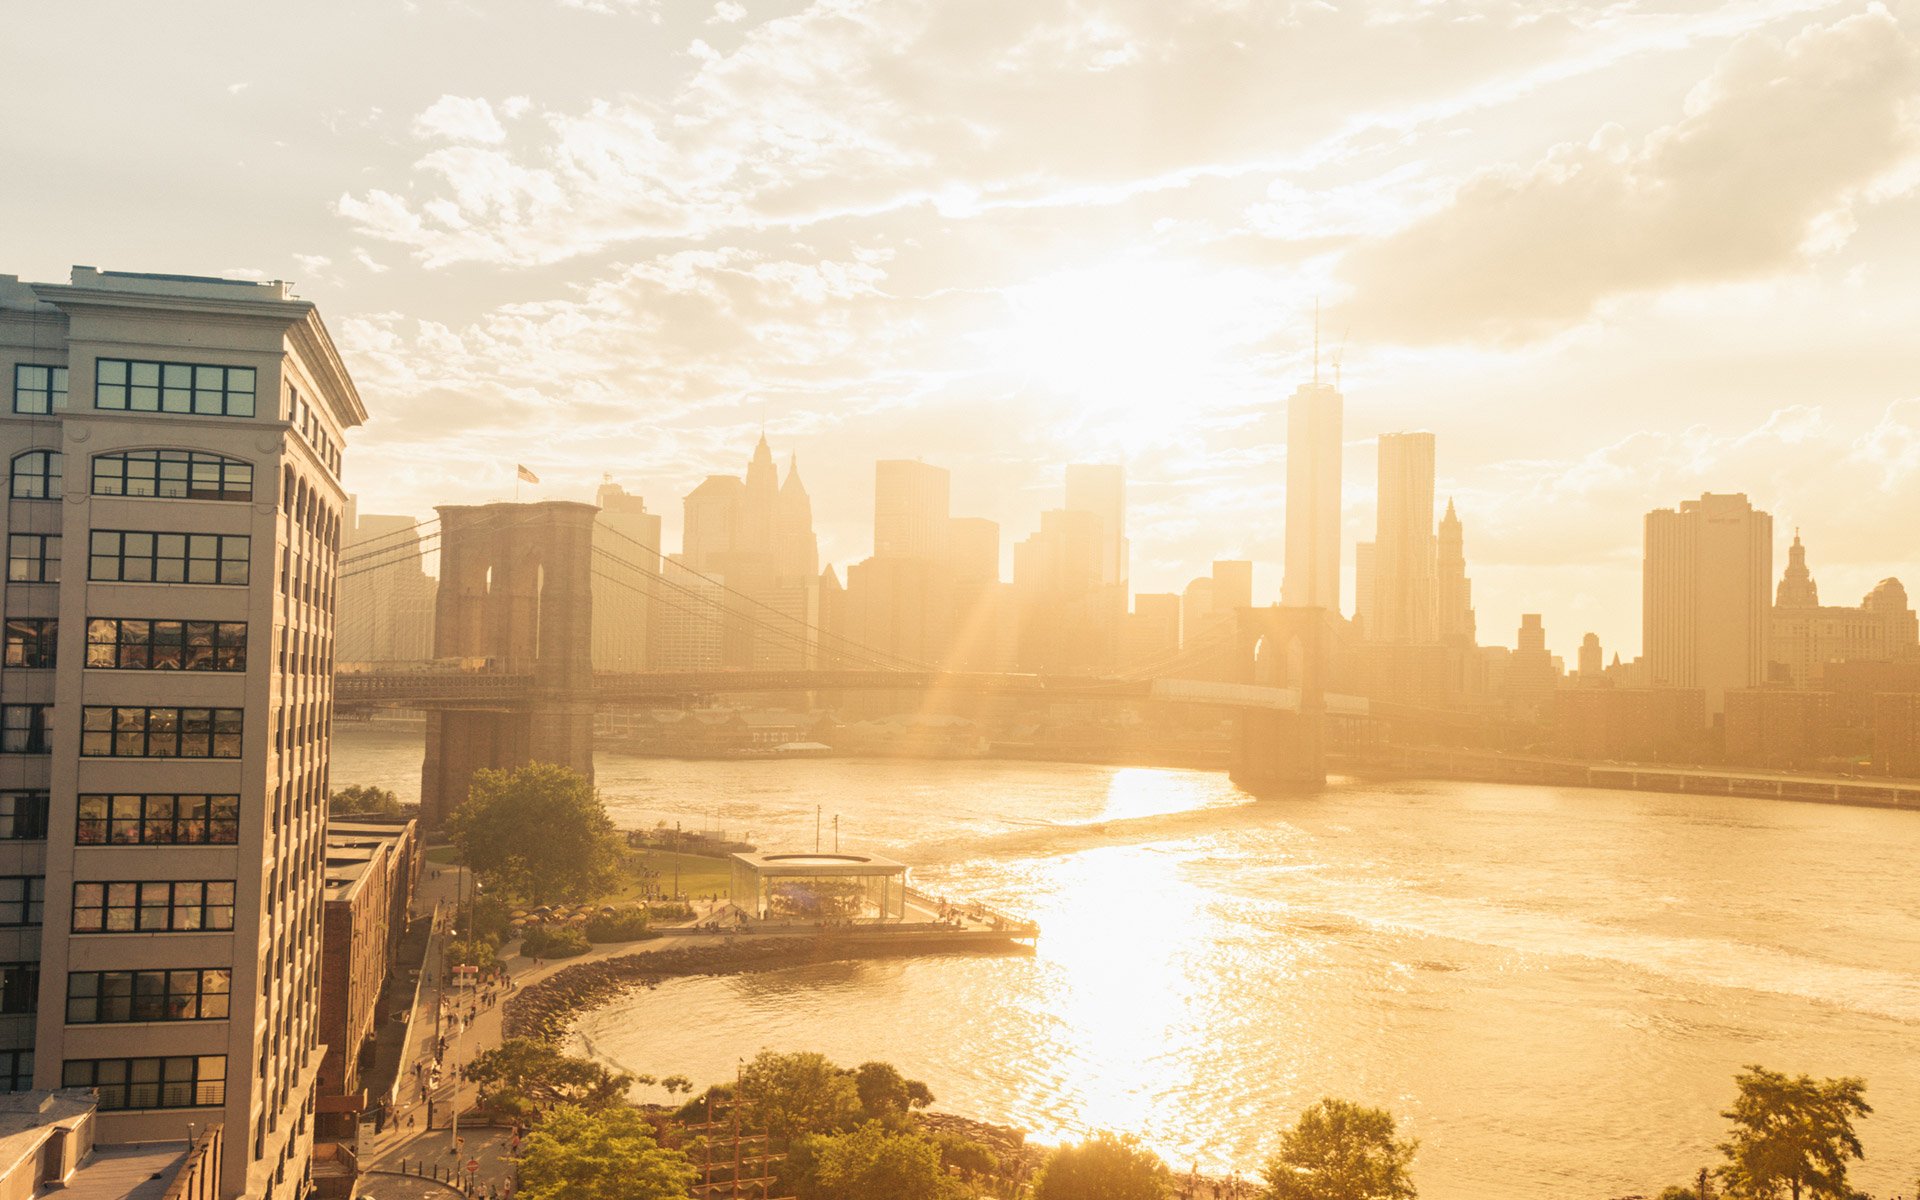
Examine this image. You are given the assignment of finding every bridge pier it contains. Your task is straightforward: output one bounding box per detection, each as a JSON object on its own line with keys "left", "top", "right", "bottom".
{"left": 419, "top": 501, "right": 598, "bottom": 829}
{"left": 1225, "top": 606, "right": 1337, "bottom": 792}
{"left": 1230, "top": 709, "right": 1327, "bottom": 791}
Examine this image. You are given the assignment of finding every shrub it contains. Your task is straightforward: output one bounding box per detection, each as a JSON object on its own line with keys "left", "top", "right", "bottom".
{"left": 646, "top": 900, "right": 694, "bottom": 922}
{"left": 585, "top": 908, "right": 653, "bottom": 943}
{"left": 521, "top": 925, "right": 591, "bottom": 959}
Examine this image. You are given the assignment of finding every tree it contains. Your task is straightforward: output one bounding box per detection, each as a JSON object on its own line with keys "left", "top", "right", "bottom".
{"left": 1261, "top": 1099, "right": 1417, "bottom": 1200}
{"left": 464, "top": 1039, "right": 631, "bottom": 1114}
{"left": 786, "top": 1123, "right": 960, "bottom": 1200}
{"left": 1716, "top": 1065, "right": 1871, "bottom": 1200}
{"left": 329, "top": 784, "right": 400, "bottom": 817}
{"left": 852, "top": 1061, "right": 933, "bottom": 1123}
{"left": 1033, "top": 1131, "right": 1171, "bottom": 1200}
{"left": 518, "top": 1104, "right": 696, "bottom": 1200}
{"left": 734, "top": 1050, "right": 863, "bottom": 1139}
{"left": 447, "top": 763, "right": 618, "bottom": 904}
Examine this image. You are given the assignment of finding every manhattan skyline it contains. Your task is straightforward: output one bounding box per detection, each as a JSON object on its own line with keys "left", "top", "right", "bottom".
{"left": 7, "top": 1, "right": 1919, "bottom": 662}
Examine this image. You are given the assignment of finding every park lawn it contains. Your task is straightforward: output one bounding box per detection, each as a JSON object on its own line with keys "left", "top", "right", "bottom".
{"left": 608, "top": 847, "right": 733, "bottom": 904}
{"left": 425, "top": 845, "right": 463, "bottom": 866}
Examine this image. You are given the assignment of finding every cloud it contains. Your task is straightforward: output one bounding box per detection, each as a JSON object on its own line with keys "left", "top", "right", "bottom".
{"left": 711, "top": 1, "right": 746, "bottom": 24}
{"left": 1341, "top": 8, "right": 1920, "bottom": 343}
{"left": 411, "top": 94, "right": 509, "bottom": 144}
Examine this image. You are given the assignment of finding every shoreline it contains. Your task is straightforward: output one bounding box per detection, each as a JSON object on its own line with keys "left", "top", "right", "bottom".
{"left": 501, "top": 932, "right": 1034, "bottom": 1045}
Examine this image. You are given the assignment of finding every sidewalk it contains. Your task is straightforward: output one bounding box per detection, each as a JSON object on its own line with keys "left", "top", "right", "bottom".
{"left": 355, "top": 869, "right": 722, "bottom": 1196}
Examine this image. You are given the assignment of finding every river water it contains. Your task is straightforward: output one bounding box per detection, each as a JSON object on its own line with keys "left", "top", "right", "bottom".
{"left": 334, "top": 728, "right": 1920, "bottom": 1198}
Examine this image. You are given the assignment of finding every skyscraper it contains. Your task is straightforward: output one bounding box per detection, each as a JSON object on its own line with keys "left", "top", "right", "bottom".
{"left": 1, "top": 267, "right": 363, "bottom": 1198}
{"left": 1436, "top": 499, "right": 1476, "bottom": 647}
{"left": 591, "top": 481, "right": 661, "bottom": 671}
{"left": 1063, "top": 463, "right": 1127, "bottom": 588}
{"left": 337, "top": 499, "right": 434, "bottom": 664}
{"left": 1644, "top": 492, "right": 1773, "bottom": 712}
{"left": 1282, "top": 378, "right": 1343, "bottom": 611}
{"left": 874, "top": 460, "right": 950, "bottom": 561}
{"left": 1371, "top": 432, "right": 1437, "bottom": 644}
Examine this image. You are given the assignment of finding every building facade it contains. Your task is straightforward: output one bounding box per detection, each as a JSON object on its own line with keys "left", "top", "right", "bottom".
{"left": 1, "top": 267, "right": 364, "bottom": 1199}
{"left": 1769, "top": 534, "right": 1917, "bottom": 687}
{"left": 1371, "top": 432, "right": 1437, "bottom": 644}
{"left": 1644, "top": 493, "right": 1773, "bottom": 714}
{"left": 590, "top": 481, "right": 661, "bottom": 672}
{"left": 336, "top": 500, "right": 433, "bottom": 666}
{"left": 1282, "top": 378, "right": 1343, "bottom": 612}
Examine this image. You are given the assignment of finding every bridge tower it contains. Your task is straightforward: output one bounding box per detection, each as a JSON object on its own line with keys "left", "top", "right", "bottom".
{"left": 1229, "top": 606, "right": 1337, "bottom": 790}
{"left": 420, "top": 501, "right": 599, "bottom": 827}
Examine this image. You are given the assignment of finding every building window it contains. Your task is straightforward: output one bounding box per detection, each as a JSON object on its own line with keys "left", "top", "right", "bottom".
{"left": 2, "top": 619, "right": 55, "bottom": 668}
{"left": 70, "top": 881, "right": 235, "bottom": 933}
{"left": 94, "top": 359, "right": 255, "bottom": 418}
{"left": 6, "top": 534, "right": 58, "bottom": 583}
{"left": 79, "top": 707, "right": 242, "bottom": 758}
{"left": 76, "top": 795, "right": 239, "bottom": 846}
{"left": 12, "top": 365, "right": 66, "bottom": 414}
{"left": 0, "top": 878, "right": 44, "bottom": 927}
{"left": 0, "top": 1052, "right": 30, "bottom": 1094}
{"left": 61, "top": 1056, "right": 226, "bottom": 1110}
{"left": 88, "top": 531, "right": 249, "bottom": 585}
{"left": 0, "top": 964, "right": 36, "bottom": 1015}
{"left": 8, "top": 450, "right": 60, "bottom": 500}
{"left": 67, "top": 968, "right": 232, "bottom": 1023}
{"left": 0, "top": 793, "right": 47, "bottom": 841}
{"left": 0, "top": 707, "right": 51, "bottom": 755}
{"left": 85, "top": 618, "right": 246, "bottom": 671}
{"left": 91, "top": 449, "right": 253, "bottom": 502}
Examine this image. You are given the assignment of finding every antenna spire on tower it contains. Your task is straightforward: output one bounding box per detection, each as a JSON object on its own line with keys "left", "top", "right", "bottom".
{"left": 1313, "top": 298, "right": 1321, "bottom": 386}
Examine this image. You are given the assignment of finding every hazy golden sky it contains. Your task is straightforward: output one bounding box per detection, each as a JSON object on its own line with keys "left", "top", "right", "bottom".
{"left": 6, "top": 0, "right": 1919, "bottom": 659}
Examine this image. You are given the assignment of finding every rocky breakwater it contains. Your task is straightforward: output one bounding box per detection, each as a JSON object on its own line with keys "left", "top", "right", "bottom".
{"left": 503, "top": 936, "right": 1026, "bottom": 1046}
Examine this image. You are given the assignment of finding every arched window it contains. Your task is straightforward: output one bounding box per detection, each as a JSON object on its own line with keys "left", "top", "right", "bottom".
{"left": 91, "top": 450, "right": 252, "bottom": 502}
{"left": 9, "top": 451, "right": 61, "bottom": 500}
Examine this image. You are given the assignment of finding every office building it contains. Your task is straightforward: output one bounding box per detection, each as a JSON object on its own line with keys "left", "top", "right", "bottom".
{"left": 1644, "top": 493, "right": 1772, "bottom": 713}
{"left": 1063, "top": 463, "right": 1127, "bottom": 588}
{"left": 1124, "top": 593, "right": 1182, "bottom": 673}
{"left": 1371, "top": 432, "right": 1437, "bottom": 644}
{"left": 1211, "top": 560, "right": 1252, "bottom": 614}
{"left": 0, "top": 267, "right": 365, "bottom": 1199}
{"left": 1282, "top": 378, "right": 1343, "bottom": 611}
{"left": 590, "top": 481, "right": 661, "bottom": 672}
{"left": 673, "top": 437, "right": 822, "bottom": 669}
{"left": 1769, "top": 533, "right": 1917, "bottom": 686}
{"left": 1353, "top": 541, "right": 1375, "bottom": 634}
{"left": 336, "top": 501, "right": 433, "bottom": 666}
{"left": 1509, "top": 614, "right": 1557, "bottom": 717}
{"left": 1435, "top": 500, "right": 1475, "bottom": 647}
{"left": 874, "top": 460, "right": 950, "bottom": 562}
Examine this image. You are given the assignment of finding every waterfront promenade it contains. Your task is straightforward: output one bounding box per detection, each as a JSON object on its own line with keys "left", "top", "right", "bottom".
{"left": 351, "top": 860, "right": 1034, "bottom": 1198}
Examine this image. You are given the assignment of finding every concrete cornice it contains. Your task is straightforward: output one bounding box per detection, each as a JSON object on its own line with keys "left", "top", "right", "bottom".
{"left": 30, "top": 283, "right": 368, "bottom": 431}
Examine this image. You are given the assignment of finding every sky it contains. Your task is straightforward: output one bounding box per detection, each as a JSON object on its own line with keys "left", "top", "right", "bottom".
{"left": 6, "top": 0, "right": 1920, "bottom": 661}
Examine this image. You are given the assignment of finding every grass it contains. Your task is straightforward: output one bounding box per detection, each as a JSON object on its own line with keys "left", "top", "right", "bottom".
{"left": 431, "top": 839, "right": 732, "bottom": 906}
{"left": 608, "top": 847, "right": 732, "bottom": 904}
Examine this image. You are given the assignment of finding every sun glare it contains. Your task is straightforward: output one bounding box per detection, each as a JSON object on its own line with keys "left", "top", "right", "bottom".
{"left": 986, "top": 258, "right": 1276, "bottom": 455}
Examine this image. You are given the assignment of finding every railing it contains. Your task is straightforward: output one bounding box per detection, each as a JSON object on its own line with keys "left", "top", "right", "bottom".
{"left": 335, "top": 671, "right": 533, "bottom": 704}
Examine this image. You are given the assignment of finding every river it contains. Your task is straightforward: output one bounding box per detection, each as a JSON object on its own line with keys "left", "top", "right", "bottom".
{"left": 334, "top": 727, "right": 1920, "bottom": 1198}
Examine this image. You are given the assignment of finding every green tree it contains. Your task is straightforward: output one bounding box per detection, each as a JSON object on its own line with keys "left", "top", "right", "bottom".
{"left": 786, "top": 1123, "right": 960, "bottom": 1200}
{"left": 518, "top": 1104, "right": 696, "bottom": 1200}
{"left": 1716, "top": 1065, "right": 1871, "bottom": 1200}
{"left": 735, "top": 1050, "right": 863, "bottom": 1139}
{"left": 1261, "top": 1099, "right": 1417, "bottom": 1200}
{"left": 852, "top": 1060, "right": 933, "bottom": 1123}
{"left": 447, "top": 763, "right": 617, "bottom": 904}
{"left": 329, "top": 784, "right": 400, "bottom": 817}
{"left": 464, "top": 1039, "right": 631, "bottom": 1114}
{"left": 1033, "top": 1131, "right": 1171, "bottom": 1200}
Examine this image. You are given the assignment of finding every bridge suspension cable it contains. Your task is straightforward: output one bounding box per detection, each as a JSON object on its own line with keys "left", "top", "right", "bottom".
{"left": 587, "top": 544, "right": 928, "bottom": 674}
{"left": 588, "top": 527, "right": 943, "bottom": 673}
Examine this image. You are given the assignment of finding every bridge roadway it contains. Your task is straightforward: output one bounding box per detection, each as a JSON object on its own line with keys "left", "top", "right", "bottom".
{"left": 333, "top": 667, "right": 1369, "bottom": 714}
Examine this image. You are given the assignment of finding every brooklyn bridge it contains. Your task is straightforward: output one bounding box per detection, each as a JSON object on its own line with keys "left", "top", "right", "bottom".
{"left": 333, "top": 500, "right": 1388, "bottom": 825}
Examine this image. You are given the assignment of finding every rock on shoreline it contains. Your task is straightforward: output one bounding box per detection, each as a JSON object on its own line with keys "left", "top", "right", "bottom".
{"left": 502, "top": 934, "right": 1025, "bottom": 1045}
